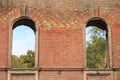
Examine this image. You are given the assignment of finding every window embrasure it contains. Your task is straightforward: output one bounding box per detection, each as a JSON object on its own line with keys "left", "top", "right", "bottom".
{"left": 85, "top": 17, "right": 109, "bottom": 69}
{"left": 11, "top": 17, "right": 36, "bottom": 69}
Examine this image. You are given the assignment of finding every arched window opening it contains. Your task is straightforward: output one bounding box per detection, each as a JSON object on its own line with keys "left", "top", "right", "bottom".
{"left": 86, "top": 17, "right": 109, "bottom": 69}
{"left": 11, "top": 17, "right": 36, "bottom": 69}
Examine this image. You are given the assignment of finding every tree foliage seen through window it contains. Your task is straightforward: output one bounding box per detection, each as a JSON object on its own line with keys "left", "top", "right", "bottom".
{"left": 86, "top": 26, "right": 107, "bottom": 68}
{"left": 12, "top": 50, "right": 35, "bottom": 68}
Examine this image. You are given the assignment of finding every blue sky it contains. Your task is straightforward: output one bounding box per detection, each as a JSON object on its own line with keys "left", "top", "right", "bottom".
{"left": 86, "top": 27, "right": 92, "bottom": 42}
{"left": 12, "top": 25, "right": 35, "bottom": 56}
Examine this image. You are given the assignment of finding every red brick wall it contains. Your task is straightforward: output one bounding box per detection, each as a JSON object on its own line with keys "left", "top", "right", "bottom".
{"left": 87, "top": 74, "right": 110, "bottom": 80}
{"left": 11, "top": 74, "right": 35, "bottom": 80}
{"left": 39, "top": 27, "right": 84, "bottom": 68}
{"left": 0, "top": 24, "right": 8, "bottom": 68}
{"left": 0, "top": 71, "right": 7, "bottom": 80}
{"left": 0, "top": 0, "right": 119, "bottom": 80}
{"left": 113, "top": 71, "right": 120, "bottom": 80}
{"left": 112, "top": 22, "right": 120, "bottom": 68}
{"left": 39, "top": 71, "right": 83, "bottom": 80}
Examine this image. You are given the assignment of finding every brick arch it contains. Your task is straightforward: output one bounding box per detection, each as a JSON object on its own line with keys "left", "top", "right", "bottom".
{"left": 8, "top": 14, "right": 39, "bottom": 68}
{"left": 12, "top": 16, "right": 36, "bottom": 32}
{"left": 28, "top": 9, "right": 47, "bottom": 28}
{"left": 85, "top": 17, "right": 109, "bottom": 68}
{"left": 79, "top": 7, "right": 116, "bottom": 27}
{"left": 86, "top": 17, "right": 107, "bottom": 30}
{"left": 28, "top": 13, "right": 42, "bottom": 28}
{"left": 83, "top": 8, "right": 116, "bottom": 68}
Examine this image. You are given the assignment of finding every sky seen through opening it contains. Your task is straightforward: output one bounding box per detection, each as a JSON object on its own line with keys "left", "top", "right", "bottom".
{"left": 12, "top": 25, "right": 35, "bottom": 56}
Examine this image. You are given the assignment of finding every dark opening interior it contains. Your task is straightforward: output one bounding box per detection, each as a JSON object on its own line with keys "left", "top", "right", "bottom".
{"left": 13, "top": 16, "right": 36, "bottom": 32}
{"left": 86, "top": 17, "right": 107, "bottom": 31}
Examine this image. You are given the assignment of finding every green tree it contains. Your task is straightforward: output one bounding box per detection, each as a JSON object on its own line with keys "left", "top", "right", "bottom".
{"left": 86, "top": 27, "right": 107, "bottom": 68}
{"left": 12, "top": 50, "right": 35, "bottom": 68}
{"left": 20, "top": 50, "right": 35, "bottom": 68}
{"left": 11, "top": 55, "right": 27, "bottom": 68}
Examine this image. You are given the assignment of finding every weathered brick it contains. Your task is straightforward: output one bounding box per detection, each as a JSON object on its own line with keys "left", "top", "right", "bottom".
{"left": 0, "top": 0, "right": 119, "bottom": 80}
